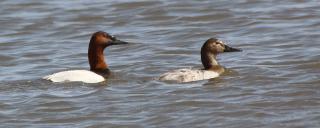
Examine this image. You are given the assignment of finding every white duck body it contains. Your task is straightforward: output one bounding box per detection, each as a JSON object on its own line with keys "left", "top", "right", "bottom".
{"left": 43, "top": 70, "right": 104, "bottom": 83}
{"left": 159, "top": 68, "right": 219, "bottom": 83}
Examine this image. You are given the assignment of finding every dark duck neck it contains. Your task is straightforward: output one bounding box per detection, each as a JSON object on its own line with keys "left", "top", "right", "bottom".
{"left": 200, "top": 40, "right": 225, "bottom": 74}
{"left": 88, "top": 36, "right": 111, "bottom": 77}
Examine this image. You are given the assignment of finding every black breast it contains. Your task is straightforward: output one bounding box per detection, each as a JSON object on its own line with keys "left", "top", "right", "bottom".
{"left": 92, "top": 68, "right": 111, "bottom": 78}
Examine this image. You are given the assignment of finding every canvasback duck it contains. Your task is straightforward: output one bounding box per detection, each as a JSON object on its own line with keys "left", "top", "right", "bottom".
{"left": 159, "top": 38, "right": 241, "bottom": 83}
{"left": 43, "top": 31, "right": 128, "bottom": 83}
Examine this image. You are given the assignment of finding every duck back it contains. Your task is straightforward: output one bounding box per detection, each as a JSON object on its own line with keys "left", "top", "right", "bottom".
{"left": 43, "top": 70, "right": 104, "bottom": 83}
{"left": 159, "top": 69, "right": 219, "bottom": 83}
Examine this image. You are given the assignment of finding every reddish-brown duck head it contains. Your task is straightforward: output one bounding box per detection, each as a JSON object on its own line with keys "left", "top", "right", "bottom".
{"left": 88, "top": 31, "right": 128, "bottom": 74}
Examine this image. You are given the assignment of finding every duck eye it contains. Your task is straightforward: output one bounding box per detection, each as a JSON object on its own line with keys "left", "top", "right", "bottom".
{"left": 111, "top": 36, "right": 116, "bottom": 41}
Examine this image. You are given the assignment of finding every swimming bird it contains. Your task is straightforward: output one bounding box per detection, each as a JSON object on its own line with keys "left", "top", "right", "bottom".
{"left": 43, "top": 31, "right": 129, "bottom": 83}
{"left": 159, "top": 38, "right": 241, "bottom": 83}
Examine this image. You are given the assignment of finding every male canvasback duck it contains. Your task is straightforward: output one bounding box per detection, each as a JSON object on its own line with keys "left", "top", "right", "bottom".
{"left": 43, "top": 31, "right": 129, "bottom": 83}
{"left": 159, "top": 38, "right": 241, "bottom": 83}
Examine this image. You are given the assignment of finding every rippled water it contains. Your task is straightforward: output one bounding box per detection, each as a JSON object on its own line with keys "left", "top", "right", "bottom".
{"left": 1, "top": 0, "right": 320, "bottom": 127}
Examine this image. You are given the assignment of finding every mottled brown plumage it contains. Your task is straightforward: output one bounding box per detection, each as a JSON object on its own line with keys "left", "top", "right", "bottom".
{"left": 160, "top": 38, "right": 241, "bottom": 83}
{"left": 201, "top": 38, "right": 241, "bottom": 72}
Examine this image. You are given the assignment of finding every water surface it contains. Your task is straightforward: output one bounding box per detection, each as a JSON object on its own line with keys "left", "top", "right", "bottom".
{"left": 1, "top": 0, "right": 320, "bottom": 127}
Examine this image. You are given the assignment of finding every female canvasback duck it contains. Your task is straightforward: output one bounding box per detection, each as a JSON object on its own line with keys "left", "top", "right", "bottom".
{"left": 43, "top": 31, "right": 128, "bottom": 83}
{"left": 159, "top": 38, "right": 241, "bottom": 83}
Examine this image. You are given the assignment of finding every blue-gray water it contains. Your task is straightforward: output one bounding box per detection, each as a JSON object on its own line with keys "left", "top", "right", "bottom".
{"left": 1, "top": 0, "right": 320, "bottom": 127}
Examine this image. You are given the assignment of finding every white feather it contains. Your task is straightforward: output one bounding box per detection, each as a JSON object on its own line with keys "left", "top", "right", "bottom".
{"left": 43, "top": 70, "right": 105, "bottom": 83}
{"left": 159, "top": 68, "right": 219, "bottom": 83}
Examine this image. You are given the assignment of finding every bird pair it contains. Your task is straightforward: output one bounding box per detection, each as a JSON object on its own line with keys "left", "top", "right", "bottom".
{"left": 44, "top": 31, "right": 241, "bottom": 83}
